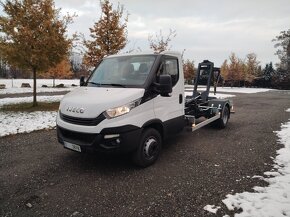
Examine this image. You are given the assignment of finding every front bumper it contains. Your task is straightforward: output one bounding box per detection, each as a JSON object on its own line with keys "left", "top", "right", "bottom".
{"left": 57, "top": 125, "right": 142, "bottom": 153}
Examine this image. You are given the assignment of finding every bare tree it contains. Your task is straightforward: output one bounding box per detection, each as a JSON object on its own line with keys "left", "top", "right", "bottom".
{"left": 148, "top": 29, "right": 177, "bottom": 53}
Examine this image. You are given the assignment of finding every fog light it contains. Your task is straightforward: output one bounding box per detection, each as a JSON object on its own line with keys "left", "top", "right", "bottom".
{"left": 116, "top": 138, "right": 121, "bottom": 144}
{"left": 104, "top": 134, "right": 120, "bottom": 139}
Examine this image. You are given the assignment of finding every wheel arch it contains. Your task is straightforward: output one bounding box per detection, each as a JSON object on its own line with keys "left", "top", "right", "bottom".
{"left": 208, "top": 99, "right": 231, "bottom": 119}
{"left": 142, "top": 119, "right": 164, "bottom": 139}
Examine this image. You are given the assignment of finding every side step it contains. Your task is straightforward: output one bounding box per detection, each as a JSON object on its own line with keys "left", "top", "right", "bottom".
{"left": 185, "top": 114, "right": 220, "bottom": 132}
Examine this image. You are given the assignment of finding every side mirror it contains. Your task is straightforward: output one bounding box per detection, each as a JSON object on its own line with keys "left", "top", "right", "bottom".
{"left": 156, "top": 74, "right": 172, "bottom": 97}
{"left": 80, "top": 76, "right": 85, "bottom": 86}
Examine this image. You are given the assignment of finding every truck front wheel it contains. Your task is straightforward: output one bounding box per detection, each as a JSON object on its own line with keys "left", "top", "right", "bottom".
{"left": 132, "top": 128, "right": 162, "bottom": 167}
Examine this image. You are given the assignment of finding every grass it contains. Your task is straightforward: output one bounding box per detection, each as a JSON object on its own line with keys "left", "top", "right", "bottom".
{"left": 0, "top": 102, "right": 60, "bottom": 112}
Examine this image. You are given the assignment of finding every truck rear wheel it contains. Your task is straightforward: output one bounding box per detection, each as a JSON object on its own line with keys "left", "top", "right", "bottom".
{"left": 132, "top": 128, "right": 162, "bottom": 167}
{"left": 214, "top": 105, "right": 229, "bottom": 128}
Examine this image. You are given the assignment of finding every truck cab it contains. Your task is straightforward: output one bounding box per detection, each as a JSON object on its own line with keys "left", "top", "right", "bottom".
{"left": 57, "top": 51, "right": 185, "bottom": 167}
{"left": 57, "top": 51, "right": 232, "bottom": 167}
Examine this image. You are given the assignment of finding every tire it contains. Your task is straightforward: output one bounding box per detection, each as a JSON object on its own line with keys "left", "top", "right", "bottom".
{"left": 132, "top": 128, "right": 162, "bottom": 167}
{"left": 214, "top": 105, "right": 230, "bottom": 129}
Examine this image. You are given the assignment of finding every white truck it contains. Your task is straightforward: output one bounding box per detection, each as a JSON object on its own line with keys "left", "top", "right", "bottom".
{"left": 57, "top": 51, "right": 233, "bottom": 167}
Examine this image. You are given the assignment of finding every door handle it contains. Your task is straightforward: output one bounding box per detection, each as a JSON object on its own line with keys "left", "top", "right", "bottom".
{"left": 179, "top": 94, "right": 183, "bottom": 104}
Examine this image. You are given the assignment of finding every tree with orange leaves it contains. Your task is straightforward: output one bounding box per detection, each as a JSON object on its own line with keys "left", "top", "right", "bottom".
{"left": 0, "top": 0, "right": 74, "bottom": 106}
{"left": 43, "top": 58, "right": 73, "bottom": 87}
{"left": 83, "top": 0, "right": 128, "bottom": 67}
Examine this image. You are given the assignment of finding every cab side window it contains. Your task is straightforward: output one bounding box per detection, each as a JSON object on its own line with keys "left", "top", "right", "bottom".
{"left": 157, "top": 58, "right": 179, "bottom": 86}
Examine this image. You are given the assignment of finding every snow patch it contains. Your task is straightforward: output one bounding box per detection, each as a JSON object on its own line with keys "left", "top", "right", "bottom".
{"left": 252, "top": 175, "right": 264, "bottom": 180}
{"left": 203, "top": 205, "right": 220, "bottom": 214}
{"left": 184, "top": 91, "right": 236, "bottom": 99}
{"left": 185, "top": 85, "right": 273, "bottom": 94}
{"left": 210, "top": 87, "right": 272, "bottom": 94}
{"left": 219, "top": 109, "right": 290, "bottom": 217}
{"left": 0, "top": 111, "right": 57, "bottom": 137}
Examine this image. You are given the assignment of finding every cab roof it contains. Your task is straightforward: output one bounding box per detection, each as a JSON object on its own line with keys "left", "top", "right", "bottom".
{"left": 105, "top": 51, "right": 181, "bottom": 59}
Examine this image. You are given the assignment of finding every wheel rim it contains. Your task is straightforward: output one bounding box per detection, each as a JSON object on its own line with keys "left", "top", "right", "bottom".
{"left": 143, "top": 137, "right": 158, "bottom": 160}
{"left": 223, "top": 107, "right": 229, "bottom": 124}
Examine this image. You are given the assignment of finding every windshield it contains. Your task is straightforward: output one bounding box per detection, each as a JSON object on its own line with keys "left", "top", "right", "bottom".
{"left": 87, "top": 55, "right": 156, "bottom": 87}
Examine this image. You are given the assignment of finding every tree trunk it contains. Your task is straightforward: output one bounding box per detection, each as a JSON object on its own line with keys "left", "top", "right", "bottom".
{"left": 33, "top": 67, "right": 37, "bottom": 107}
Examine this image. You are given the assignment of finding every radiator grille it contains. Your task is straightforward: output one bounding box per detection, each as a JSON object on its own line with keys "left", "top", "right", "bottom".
{"left": 60, "top": 112, "right": 105, "bottom": 126}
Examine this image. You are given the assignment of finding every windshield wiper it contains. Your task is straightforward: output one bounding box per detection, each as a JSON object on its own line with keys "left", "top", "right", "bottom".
{"left": 87, "top": 82, "right": 126, "bottom": 87}
{"left": 101, "top": 83, "right": 126, "bottom": 88}
{"left": 87, "top": 81, "right": 101, "bottom": 86}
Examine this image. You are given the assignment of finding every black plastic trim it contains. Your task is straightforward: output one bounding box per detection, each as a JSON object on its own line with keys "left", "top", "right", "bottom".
{"left": 100, "top": 125, "right": 140, "bottom": 134}
{"left": 140, "top": 89, "right": 158, "bottom": 104}
{"left": 163, "top": 115, "right": 185, "bottom": 137}
{"left": 57, "top": 126, "right": 101, "bottom": 146}
{"left": 57, "top": 125, "right": 142, "bottom": 153}
{"left": 179, "top": 94, "right": 183, "bottom": 104}
{"left": 142, "top": 117, "right": 185, "bottom": 139}
{"left": 163, "top": 56, "right": 180, "bottom": 87}
{"left": 142, "top": 119, "right": 163, "bottom": 128}
{"left": 60, "top": 112, "right": 106, "bottom": 126}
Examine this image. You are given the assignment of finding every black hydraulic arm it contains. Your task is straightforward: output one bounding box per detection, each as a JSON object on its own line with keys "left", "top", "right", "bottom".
{"left": 192, "top": 60, "right": 214, "bottom": 100}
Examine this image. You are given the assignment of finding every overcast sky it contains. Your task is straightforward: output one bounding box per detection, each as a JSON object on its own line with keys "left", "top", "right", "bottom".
{"left": 20, "top": 1, "right": 290, "bottom": 66}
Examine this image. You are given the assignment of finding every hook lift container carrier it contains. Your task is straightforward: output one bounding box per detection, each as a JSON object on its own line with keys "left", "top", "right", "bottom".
{"left": 57, "top": 51, "right": 234, "bottom": 167}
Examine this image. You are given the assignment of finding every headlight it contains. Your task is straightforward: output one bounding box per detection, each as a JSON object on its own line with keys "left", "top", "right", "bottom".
{"left": 104, "top": 98, "right": 141, "bottom": 119}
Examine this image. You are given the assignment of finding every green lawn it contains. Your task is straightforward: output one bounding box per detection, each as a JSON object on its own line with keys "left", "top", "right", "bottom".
{"left": 0, "top": 102, "right": 60, "bottom": 112}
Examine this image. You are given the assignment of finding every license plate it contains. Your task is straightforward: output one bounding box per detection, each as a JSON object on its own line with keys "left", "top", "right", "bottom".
{"left": 64, "top": 141, "right": 81, "bottom": 152}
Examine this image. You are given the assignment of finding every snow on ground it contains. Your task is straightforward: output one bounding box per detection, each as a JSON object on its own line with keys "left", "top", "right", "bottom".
{"left": 203, "top": 205, "right": 221, "bottom": 214}
{"left": 0, "top": 95, "right": 64, "bottom": 107}
{"left": 0, "top": 79, "right": 79, "bottom": 88}
{"left": 209, "top": 87, "right": 273, "bottom": 94}
{"left": 184, "top": 91, "right": 236, "bottom": 99}
{"left": 185, "top": 85, "right": 274, "bottom": 94}
{"left": 0, "top": 111, "right": 57, "bottom": 137}
{"left": 210, "top": 109, "right": 290, "bottom": 217}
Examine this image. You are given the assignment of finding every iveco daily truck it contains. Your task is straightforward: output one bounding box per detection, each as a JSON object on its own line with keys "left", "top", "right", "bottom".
{"left": 57, "top": 51, "right": 232, "bottom": 167}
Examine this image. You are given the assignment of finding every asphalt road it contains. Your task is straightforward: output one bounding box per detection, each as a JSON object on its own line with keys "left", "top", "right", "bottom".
{"left": 1, "top": 90, "right": 290, "bottom": 217}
